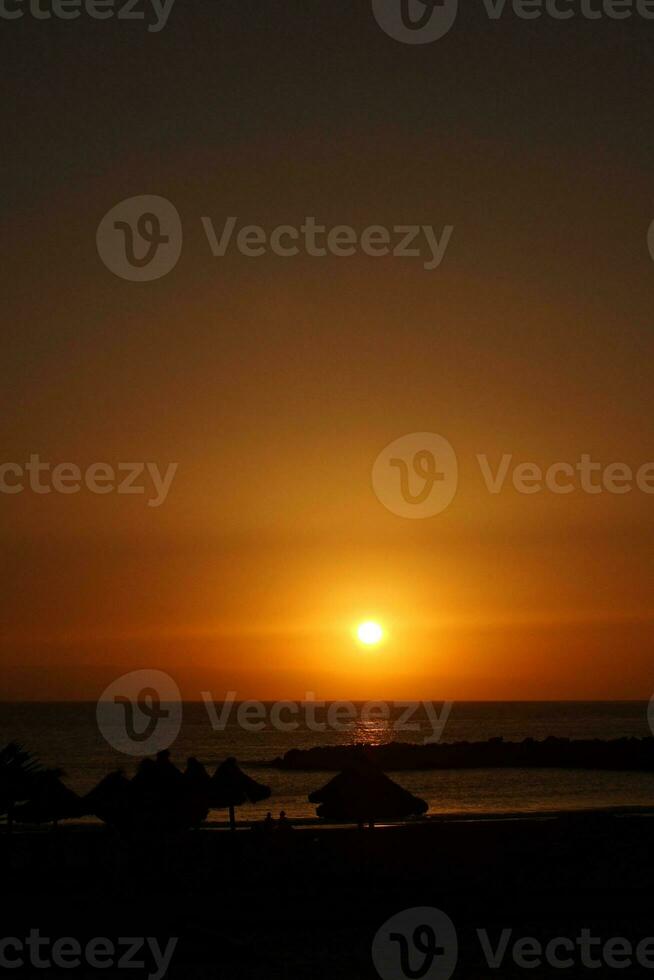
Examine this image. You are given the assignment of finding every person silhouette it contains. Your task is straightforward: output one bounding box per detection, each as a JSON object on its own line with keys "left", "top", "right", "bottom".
{"left": 277, "top": 810, "right": 293, "bottom": 832}
{"left": 263, "top": 811, "right": 275, "bottom": 831}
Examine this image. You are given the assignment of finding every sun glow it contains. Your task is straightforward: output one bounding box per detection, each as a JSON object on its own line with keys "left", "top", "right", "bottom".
{"left": 356, "top": 620, "right": 384, "bottom": 646}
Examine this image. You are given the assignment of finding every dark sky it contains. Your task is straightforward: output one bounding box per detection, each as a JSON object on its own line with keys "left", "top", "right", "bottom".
{"left": 3, "top": 1, "right": 653, "bottom": 194}
{"left": 1, "top": 0, "right": 653, "bottom": 700}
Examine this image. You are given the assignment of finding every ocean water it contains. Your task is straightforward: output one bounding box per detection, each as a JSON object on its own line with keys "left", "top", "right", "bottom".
{"left": 1, "top": 701, "right": 653, "bottom": 821}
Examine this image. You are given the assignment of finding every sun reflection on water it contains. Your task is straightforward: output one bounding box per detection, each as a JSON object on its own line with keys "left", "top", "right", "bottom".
{"left": 350, "top": 718, "right": 393, "bottom": 745}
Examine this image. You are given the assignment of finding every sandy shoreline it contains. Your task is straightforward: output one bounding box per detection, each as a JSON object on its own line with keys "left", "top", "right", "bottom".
{"left": 8, "top": 800, "right": 654, "bottom": 834}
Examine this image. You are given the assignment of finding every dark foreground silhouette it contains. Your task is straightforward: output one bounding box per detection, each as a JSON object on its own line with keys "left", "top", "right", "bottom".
{"left": 1, "top": 745, "right": 273, "bottom": 834}
{"left": 3, "top": 741, "right": 654, "bottom": 977}
{"left": 3, "top": 812, "right": 654, "bottom": 978}
{"left": 82, "top": 753, "right": 273, "bottom": 834}
{"left": 309, "top": 754, "right": 428, "bottom": 826}
{"left": 2, "top": 743, "right": 429, "bottom": 833}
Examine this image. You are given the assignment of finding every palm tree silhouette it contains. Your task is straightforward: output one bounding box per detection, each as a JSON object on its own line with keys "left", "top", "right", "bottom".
{"left": 0, "top": 743, "right": 46, "bottom": 833}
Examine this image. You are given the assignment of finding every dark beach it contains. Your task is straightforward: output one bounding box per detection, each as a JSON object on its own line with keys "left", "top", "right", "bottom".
{"left": 5, "top": 808, "right": 654, "bottom": 978}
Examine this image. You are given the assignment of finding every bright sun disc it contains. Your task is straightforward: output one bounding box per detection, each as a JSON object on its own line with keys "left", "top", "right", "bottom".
{"left": 357, "top": 621, "right": 383, "bottom": 645}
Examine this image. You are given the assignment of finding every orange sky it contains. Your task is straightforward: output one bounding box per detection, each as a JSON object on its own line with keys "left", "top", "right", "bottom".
{"left": 2, "top": 16, "right": 654, "bottom": 701}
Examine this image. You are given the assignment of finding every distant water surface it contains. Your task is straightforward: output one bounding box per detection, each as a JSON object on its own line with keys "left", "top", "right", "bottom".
{"left": 1, "top": 701, "right": 652, "bottom": 821}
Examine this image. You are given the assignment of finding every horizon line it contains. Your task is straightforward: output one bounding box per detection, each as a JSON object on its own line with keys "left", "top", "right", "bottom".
{"left": 0, "top": 698, "right": 650, "bottom": 705}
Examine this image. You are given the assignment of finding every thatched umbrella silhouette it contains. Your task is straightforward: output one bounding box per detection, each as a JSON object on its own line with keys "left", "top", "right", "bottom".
{"left": 309, "top": 756, "right": 428, "bottom": 827}
{"left": 131, "top": 750, "right": 185, "bottom": 798}
{"left": 14, "top": 772, "right": 83, "bottom": 828}
{"left": 129, "top": 750, "right": 192, "bottom": 832}
{"left": 85, "top": 755, "right": 210, "bottom": 834}
{"left": 82, "top": 771, "right": 132, "bottom": 830}
{"left": 209, "top": 757, "right": 271, "bottom": 830}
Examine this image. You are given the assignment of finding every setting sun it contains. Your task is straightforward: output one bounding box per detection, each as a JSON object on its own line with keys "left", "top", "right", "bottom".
{"left": 356, "top": 621, "right": 384, "bottom": 646}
